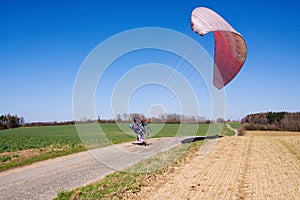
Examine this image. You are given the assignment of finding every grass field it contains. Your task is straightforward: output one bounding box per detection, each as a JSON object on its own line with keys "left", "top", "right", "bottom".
{"left": 227, "top": 121, "right": 242, "bottom": 129}
{"left": 0, "top": 123, "right": 233, "bottom": 171}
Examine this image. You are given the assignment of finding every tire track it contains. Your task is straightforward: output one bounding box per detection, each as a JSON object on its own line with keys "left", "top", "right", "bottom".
{"left": 235, "top": 135, "right": 253, "bottom": 200}
{"left": 133, "top": 132, "right": 300, "bottom": 200}
{"left": 240, "top": 135, "right": 300, "bottom": 200}
{"left": 198, "top": 137, "right": 246, "bottom": 200}
{"left": 134, "top": 136, "right": 250, "bottom": 200}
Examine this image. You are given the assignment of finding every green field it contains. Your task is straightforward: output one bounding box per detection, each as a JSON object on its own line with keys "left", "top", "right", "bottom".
{"left": 227, "top": 122, "right": 242, "bottom": 129}
{"left": 0, "top": 125, "right": 82, "bottom": 152}
{"left": 0, "top": 123, "right": 233, "bottom": 171}
{"left": 0, "top": 123, "right": 231, "bottom": 152}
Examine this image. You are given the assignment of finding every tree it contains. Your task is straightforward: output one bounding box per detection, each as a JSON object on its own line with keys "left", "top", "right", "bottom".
{"left": 216, "top": 118, "right": 225, "bottom": 123}
{"left": 241, "top": 111, "right": 300, "bottom": 131}
{"left": 0, "top": 114, "right": 23, "bottom": 130}
{"left": 122, "top": 113, "right": 130, "bottom": 122}
{"left": 115, "top": 114, "right": 122, "bottom": 122}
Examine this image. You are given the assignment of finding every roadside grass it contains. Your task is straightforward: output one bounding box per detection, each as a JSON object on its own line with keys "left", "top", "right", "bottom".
{"left": 55, "top": 139, "right": 204, "bottom": 200}
{"left": 0, "top": 123, "right": 232, "bottom": 171}
{"left": 223, "top": 122, "right": 242, "bottom": 136}
{"left": 222, "top": 124, "right": 235, "bottom": 136}
{"left": 0, "top": 146, "right": 85, "bottom": 172}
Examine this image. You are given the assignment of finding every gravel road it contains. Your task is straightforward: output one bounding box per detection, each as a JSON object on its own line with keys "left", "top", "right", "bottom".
{"left": 226, "top": 123, "right": 238, "bottom": 135}
{"left": 0, "top": 137, "right": 191, "bottom": 200}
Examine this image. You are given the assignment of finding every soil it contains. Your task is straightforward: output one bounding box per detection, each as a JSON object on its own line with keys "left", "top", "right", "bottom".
{"left": 128, "top": 131, "right": 300, "bottom": 200}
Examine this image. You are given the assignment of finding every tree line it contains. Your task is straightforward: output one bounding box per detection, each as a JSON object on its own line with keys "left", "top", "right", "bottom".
{"left": 0, "top": 112, "right": 240, "bottom": 130}
{"left": 241, "top": 111, "right": 300, "bottom": 131}
{"left": 0, "top": 114, "right": 24, "bottom": 130}
{"left": 114, "top": 113, "right": 214, "bottom": 124}
{"left": 27, "top": 113, "right": 215, "bottom": 126}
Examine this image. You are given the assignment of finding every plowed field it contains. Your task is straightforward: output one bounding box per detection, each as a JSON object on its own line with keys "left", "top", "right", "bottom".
{"left": 132, "top": 131, "right": 300, "bottom": 200}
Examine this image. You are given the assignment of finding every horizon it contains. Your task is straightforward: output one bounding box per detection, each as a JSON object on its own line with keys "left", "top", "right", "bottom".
{"left": 4, "top": 110, "right": 299, "bottom": 124}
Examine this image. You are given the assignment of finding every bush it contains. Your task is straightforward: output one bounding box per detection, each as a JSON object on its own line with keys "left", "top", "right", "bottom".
{"left": 237, "top": 126, "right": 246, "bottom": 136}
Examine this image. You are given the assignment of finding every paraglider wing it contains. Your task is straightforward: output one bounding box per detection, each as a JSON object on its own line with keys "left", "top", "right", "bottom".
{"left": 191, "top": 7, "right": 247, "bottom": 89}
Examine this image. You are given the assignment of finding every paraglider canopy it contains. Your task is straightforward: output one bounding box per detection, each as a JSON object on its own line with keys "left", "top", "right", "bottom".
{"left": 191, "top": 7, "right": 247, "bottom": 89}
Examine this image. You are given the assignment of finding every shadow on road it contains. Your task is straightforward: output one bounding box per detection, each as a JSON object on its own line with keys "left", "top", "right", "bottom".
{"left": 181, "top": 135, "right": 223, "bottom": 144}
{"left": 131, "top": 142, "right": 149, "bottom": 146}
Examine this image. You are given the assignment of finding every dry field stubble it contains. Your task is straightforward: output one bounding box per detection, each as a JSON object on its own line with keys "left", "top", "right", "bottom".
{"left": 129, "top": 131, "right": 300, "bottom": 200}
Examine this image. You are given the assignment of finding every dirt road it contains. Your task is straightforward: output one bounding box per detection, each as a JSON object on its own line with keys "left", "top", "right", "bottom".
{"left": 0, "top": 137, "right": 190, "bottom": 200}
{"left": 133, "top": 132, "right": 300, "bottom": 200}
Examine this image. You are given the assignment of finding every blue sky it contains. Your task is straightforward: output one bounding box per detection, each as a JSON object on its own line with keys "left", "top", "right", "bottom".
{"left": 1, "top": 0, "right": 299, "bottom": 122}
